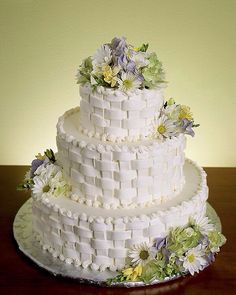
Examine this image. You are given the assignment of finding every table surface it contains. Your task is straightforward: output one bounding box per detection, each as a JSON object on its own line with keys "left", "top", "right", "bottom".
{"left": 0, "top": 165, "right": 235, "bottom": 294}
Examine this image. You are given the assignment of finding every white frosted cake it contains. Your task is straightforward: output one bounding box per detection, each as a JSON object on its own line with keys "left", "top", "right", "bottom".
{"left": 18, "top": 37, "right": 225, "bottom": 283}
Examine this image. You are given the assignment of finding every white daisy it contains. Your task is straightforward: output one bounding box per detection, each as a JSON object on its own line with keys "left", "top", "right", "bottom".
{"left": 45, "top": 164, "right": 61, "bottom": 179}
{"left": 92, "top": 44, "right": 112, "bottom": 70}
{"left": 130, "top": 51, "right": 149, "bottom": 69}
{"left": 128, "top": 242, "right": 156, "bottom": 266}
{"left": 151, "top": 115, "right": 176, "bottom": 140}
{"left": 192, "top": 215, "right": 214, "bottom": 235}
{"left": 32, "top": 175, "right": 52, "bottom": 196}
{"left": 162, "top": 104, "right": 177, "bottom": 118}
{"left": 180, "top": 245, "right": 207, "bottom": 275}
{"left": 118, "top": 72, "right": 142, "bottom": 91}
{"left": 34, "top": 163, "right": 47, "bottom": 176}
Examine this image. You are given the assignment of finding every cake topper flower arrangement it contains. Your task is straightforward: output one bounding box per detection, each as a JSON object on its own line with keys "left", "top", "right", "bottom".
{"left": 76, "top": 36, "right": 166, "bottom": 90}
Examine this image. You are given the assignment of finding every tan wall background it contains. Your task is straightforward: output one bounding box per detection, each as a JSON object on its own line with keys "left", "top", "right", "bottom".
{"left": 0, "top": 0, "right": 235, "bottom": 166}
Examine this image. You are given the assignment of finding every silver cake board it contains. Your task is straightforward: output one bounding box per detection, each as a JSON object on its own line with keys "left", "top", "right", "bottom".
{"left": 13, "top": 198, "right": 221, "bottom": 287}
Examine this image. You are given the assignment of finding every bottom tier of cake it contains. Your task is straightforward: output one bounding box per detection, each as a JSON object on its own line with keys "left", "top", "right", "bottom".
{"left": 32, "top": 159, "right": 208, "bottom": 271}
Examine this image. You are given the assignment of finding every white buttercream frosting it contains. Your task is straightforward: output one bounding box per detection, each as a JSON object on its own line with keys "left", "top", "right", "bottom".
{"left": 78, "top": 84, "right": 165, "bottom": 142}
{"left": 56, "top": 107, "right": 186, "bottom": 209}
{"left": 32, "top": 159, "right": 208, "bottom": 271}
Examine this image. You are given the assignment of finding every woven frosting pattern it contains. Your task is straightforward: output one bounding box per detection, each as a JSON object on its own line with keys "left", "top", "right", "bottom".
{"left": 79, "top": 84, "right": 164, "bottom": 139}
{"left": 57, "top": 133, "right": 186, "bottom": 209}
{"left": 32, "top": 187, "right": 207, "bottom": 271}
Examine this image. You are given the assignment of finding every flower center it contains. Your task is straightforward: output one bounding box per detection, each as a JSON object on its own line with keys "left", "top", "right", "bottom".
{"left": 43, "top": 184, "right": 50, "bottom": 193}
{"left": 139, "top": 250, "right": 149, "bottom": 260}
{"left": 123, "top": 79, "right": 133, "bottom": 89}
{"left": 187, "top": 253, "right": 195, "bottom": 263}
{"left": 157, "top": 124, "right": 166, "bottom": 134}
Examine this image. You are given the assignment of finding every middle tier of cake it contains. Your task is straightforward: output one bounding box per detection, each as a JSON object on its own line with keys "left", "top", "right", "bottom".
{"left": 57, "top": 108, "right": 186, "bottom": 209}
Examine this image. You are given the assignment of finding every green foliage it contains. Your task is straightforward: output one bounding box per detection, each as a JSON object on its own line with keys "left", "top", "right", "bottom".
{"left": 77, "top": 57, "right": 93, "bottom": 85}
{"left": 139, "top": 43, "right": 149, "bottom": 52}
{"left": 45, "top": 149, "right": 56, "bottom": 163}
{"left": 167, "top": 226, "right": 201, "bottom": 256}
{"left": 107, "top": 274, "right": 127, "bottom": 285}
{"left": 142, "top": 52, "right": 165, "bottom": 88}
{"left": 16, "top": 178, "right": 34, "bottom": 191}
{"left": 208, "top": 230, "right": 227, "bottom": 252}
{"left": 91, "top": 74, "right": 111, "bottom": 89}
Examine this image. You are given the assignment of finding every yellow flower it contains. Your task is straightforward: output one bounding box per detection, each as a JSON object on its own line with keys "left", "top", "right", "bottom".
{"left": 133, "top": 264, "right": 142, "bottom": 278}
{"left": 122, "top": 267, "right": 133, "bottom": 279}
{"left": 122, "top": 264, "right": 142, "bottom": 281}
{"left": 35, "top": 153, "right": 45, "bottom": 160}
{"left": 178, "top": 105, "right": 193, "bottom": 120}
{"left": 102, "top": 65, "right": 120, "bottom": 87}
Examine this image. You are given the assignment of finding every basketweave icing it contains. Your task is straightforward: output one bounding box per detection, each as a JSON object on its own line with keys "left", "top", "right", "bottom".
{"left": 32, "top": 159, "right": 208, "bottom": 271}
{"left": 79, "top": 84, "right": 165, "bottom": 141}
{"left": 57, "top": 107, "right": 186, "bottom": 209}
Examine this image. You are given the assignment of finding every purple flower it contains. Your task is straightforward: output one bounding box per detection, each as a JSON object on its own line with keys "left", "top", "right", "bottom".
{"left": 206, "top": 252, "right": 215, "bottom": 264}
{"left": 30, "top": 159, "right": 44, "bottom": 178}
{"left": 126, "top": 60, "right": 136, "bottom": 72}
{"left": 111, "top": 36, "right": 127, "bottom": 56}
{"left": 111, "top": 37, "right": 128, "bottom": 68}
{"left": 155, "top": 237, "right": 166, "bottom": 250}
{"left": 181, "top": 118, "right": 195, "bottom": 137}
{"left": 162, "top": 247, "right": 171, "bottom": 259}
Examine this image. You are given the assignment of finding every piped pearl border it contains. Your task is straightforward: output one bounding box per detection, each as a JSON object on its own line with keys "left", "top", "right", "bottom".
{"left": 56, "top": 107, "right": 184, "bottom": 151}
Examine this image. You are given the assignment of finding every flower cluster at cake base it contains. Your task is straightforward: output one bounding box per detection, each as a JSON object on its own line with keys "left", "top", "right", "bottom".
{"left": 151, "top": 98, "right": 200, "bottom": 139}
{"left": 17, "top": 149, "right": 71, "bottom": 199}
{"left": 108, "top": 216, "right": 226, "bottom": 284}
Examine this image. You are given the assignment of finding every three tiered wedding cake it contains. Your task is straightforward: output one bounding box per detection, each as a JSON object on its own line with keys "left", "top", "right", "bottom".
{"left": 18, "top": 37, "right": 225, "bottom": 283}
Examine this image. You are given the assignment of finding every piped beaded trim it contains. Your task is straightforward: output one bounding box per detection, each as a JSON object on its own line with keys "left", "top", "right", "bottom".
{"left": 56, "top": 106, "right": 185, "bottom": 150}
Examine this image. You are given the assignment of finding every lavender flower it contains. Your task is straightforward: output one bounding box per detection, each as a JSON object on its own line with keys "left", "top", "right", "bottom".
{"left": 181, "top": 118, "right": 195, "bottom": 137}
{"left": 111, "top": 37, "right": 128, "bottom": 69}
{"left": 126, "top": 60, "right": 136, "bottom": 72}
{"left": 155, "top": 237, "right": 166, "bottom": 250}
{"left": 111, "top": 37, "right": 127, "bottom": 56}
{"left": 206, "top": 252, "right": 215, "bottom": 264}
{"left": 30, "top": 159, "right": 44, "bottom": 178}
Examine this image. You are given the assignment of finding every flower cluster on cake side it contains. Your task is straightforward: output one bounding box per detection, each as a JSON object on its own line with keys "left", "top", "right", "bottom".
{"left": 151, "top": 98, "right": 199, "bottom": 139}
{"left": 17, "top": 149, "right": 71, "bottom": 199}
{"left": 108, "top": 217, "right": 226, "bottom": 284}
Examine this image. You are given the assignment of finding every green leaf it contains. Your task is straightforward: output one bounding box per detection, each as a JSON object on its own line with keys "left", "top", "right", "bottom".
{"left": 16, "top": 179, "right": 34, "bottom": 191}
{"left": 139, "top": 43, "right": 149, "bottom": 52}
{"left": 45, "top": 149, "right": 56, "bottom": 163}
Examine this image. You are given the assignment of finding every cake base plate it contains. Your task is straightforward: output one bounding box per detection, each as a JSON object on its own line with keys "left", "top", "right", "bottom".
{"left": 13, "top": 198, "right": 221, "bottom": 287}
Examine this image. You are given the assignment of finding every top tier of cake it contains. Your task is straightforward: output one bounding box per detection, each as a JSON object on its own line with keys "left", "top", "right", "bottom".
{"left": 79, "top": 84, "right": 165, "bottom": 142}
{"left": 76, "top": 37, "right": 167, "bottom": 143}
